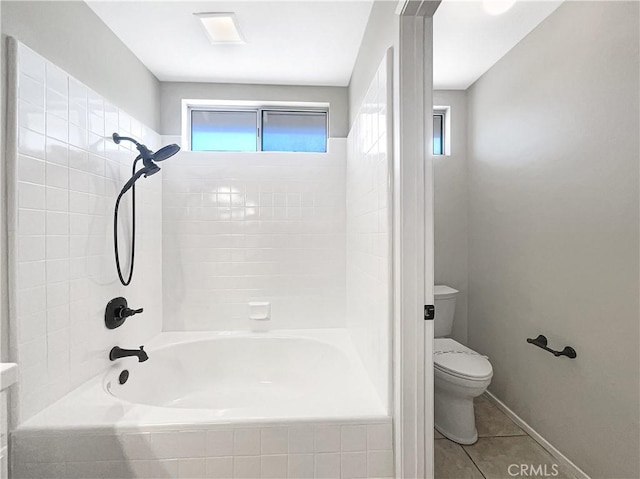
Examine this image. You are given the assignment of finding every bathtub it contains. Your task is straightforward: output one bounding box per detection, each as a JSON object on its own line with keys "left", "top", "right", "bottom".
{"left": 12, "top": 330, "right": 393, "bottom": 479}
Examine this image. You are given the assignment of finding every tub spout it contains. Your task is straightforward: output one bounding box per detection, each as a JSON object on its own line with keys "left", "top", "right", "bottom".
{"left": 109, "top": 346, "right": 148, "bottom": 362}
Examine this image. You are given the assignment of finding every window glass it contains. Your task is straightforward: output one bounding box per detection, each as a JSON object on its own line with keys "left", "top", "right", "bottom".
{"left": 262, "top": 111, "right": 327, "bottom": 153}
{"left": 433, "top": 113, "right": 444, "bottom": 155}
{"left": 191, "top": 110, "right": 257, "bottom": 151}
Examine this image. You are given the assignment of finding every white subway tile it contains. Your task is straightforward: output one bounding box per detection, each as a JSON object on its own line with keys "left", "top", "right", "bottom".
{"left": 366, "top": 450, "right": 393, "bottom": 478}
{"left": 19, "top": 100, "right": 45, "bottom": 134}
{"left": 314, "top": 426, "right": 341, "bottom": 453}
{"left": 261, "top": 455, "right": 287, "bottom": 479}
{"left": 19, "top": 209, "right": 46, "bottom": 236}
{"left": 179, "top": 458, "right": 206, "bottom": 479}
{"left": 46, "top": 88, "right": 68, "bottom": 121}
{"left": 19, "top": 74, "right": 45, "bottom": 107}
{"left": 233, "top": 428, "right": 261, "bottom": 456}
{"left": 18, "top": 261, "right": 46, "bottom": 290}
{"left": 340, "top": 426, "right": 366, "bottom": 452}
{"left": 176, "top": 430, "right": 206, "bottom": 458}
{"left": 261, "top": 427, "right": 288, "bottom": 455}
{"left": 366, "top": 424, "right": 392, "bottom": 451}
{"left": 46, "top": 137, "right": 69, "bottom": 166}
{"left": 46, "top": 187, "right": 69, "bottom": 212}
{"left": 341, "top": 452, "right": 367, "bottom": 479}
{"left": 233, "top": 455, "right": 260, "bottom": 479}
{"left": 288, "top": 454, "right": 314, "bottom": 479}
{"left": 206, "top": 429, "right": 234, "bottom": 457}
{"left": 19, "top": 128, "right": 46, "bottom": 159}
{"left": 206, "top": 457, "right": 233, "bottom": 478}
{"left": 150, "top": 431, "right": 180, "bottom": 459}
{"left": 46, "top": 162, "right": 69, "bottom": 189}
{"left": 46, "top": 113, "right": 68, "bottom": 143}
{"left": 315, "top": 453, "right": 340, "bottom": 479}
{"left": 45, "top": 63, "right": 68, "bottom": 97}
{"left": 18, "top": 236, "right": 46, "bottom": 262}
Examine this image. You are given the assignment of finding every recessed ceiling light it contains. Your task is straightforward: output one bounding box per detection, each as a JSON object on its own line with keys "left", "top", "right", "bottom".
{"left": 483, "top": 0, "right": 516, "bottom": 15}
{"left": 194, "top": 13, "right": 245, "bottom": 44}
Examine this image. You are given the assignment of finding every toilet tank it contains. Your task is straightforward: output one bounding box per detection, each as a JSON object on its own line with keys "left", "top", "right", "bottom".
{"left": 434, "top": 285, "right": 459, "bottom": 338}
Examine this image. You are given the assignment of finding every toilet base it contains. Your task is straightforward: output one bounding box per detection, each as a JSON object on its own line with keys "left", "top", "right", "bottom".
{"left": 434, "top": 372, "right": 491, "bottom": 445}
{"left": 434, "top": 423, "right": 478, "bottom": 445}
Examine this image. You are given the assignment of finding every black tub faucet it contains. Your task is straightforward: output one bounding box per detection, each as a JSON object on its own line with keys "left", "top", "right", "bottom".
{"left": 109, "top": 346, "right": 148, "bottom": 362}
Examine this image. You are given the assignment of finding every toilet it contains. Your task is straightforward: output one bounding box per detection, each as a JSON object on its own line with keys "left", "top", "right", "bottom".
{"left": 433, "top": 285, "right": 493, "bottom": 445}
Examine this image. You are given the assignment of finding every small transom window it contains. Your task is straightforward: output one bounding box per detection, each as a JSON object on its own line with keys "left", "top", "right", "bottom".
{"left": 189, "top": 107, "right": 328, "bottom": 153}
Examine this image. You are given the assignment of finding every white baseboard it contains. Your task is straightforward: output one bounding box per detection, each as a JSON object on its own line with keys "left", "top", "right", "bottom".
{"left": 484, "top": 391, "right": 590, "bottom": 479}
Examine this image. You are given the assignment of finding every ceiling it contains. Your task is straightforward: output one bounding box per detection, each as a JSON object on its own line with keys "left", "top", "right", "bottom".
{"left": 87, "top": 1, "right": 373, "bottom": 86}
{"left": 88, "top": 0, "right": 564, "bottom": 90}
{"left": 433, "top": 0, "right": 564, "bottom": 90}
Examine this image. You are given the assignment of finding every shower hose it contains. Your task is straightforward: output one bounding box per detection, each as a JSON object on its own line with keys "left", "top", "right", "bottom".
{"left": 113, "top": 157, "right": 140, "bottom": 286}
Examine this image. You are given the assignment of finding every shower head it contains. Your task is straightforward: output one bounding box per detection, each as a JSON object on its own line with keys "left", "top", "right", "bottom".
{"left": 119, "top": 163, "right": 161, "bottom": 196}
{"left": 112, "top": 132, "right": 180, "bottom": 195}
{"left": 112, "top": 132, "right": 180, "bottom": 165}
{"left": 153, "top": 144, "right": 181, "bottom": 162}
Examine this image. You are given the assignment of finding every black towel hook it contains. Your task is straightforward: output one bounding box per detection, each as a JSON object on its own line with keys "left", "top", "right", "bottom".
{"left": 526, "top": 335, "right": 577, "bottom": 359}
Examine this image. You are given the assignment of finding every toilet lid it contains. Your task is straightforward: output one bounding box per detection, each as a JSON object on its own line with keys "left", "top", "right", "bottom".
{"left": 434, "top": 339, "right": 493, "bottom": 380}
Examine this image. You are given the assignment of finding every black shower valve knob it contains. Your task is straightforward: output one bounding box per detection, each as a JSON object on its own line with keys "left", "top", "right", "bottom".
{"left": 105, "top": 297, "right": 143, "bottom": 329}
{"left": 119, "top": 306, "right": 144, "bottom": 319}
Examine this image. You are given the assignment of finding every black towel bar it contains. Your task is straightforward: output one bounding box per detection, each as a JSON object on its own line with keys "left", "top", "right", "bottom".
{"left": 526, "top": 335, "right": 577, "bottom": 359}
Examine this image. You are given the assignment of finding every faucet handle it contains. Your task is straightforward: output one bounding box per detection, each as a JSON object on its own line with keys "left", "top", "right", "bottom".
{"left": 120, "top": 306, "right": 143, "bottom": 319}
{"left": 105, "top": 297, "right": 143, "bottom": 329}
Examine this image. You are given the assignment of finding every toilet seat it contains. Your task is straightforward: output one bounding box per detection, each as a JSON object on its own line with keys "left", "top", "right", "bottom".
{"left": 434, "top": 338, "right": 492, "bottom": 381}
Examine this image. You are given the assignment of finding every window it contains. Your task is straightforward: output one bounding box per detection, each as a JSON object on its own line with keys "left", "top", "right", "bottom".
{"left": 191, "top": 110, "right": 258, "bottom": 152}
{"left": 433, "top": 111, "right": 445, "bottom": 155}
{"left": 189, "top": 107, "right": 328, "bottom": 153}
{"left": 262, "top": 111, "right": 327, "bottom": 153}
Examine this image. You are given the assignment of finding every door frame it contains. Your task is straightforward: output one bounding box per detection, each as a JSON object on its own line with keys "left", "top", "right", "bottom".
{"left": 393, "top": 2, "right": 439, "bottom": 478}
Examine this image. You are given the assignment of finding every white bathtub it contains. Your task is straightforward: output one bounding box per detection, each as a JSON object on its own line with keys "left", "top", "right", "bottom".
{"left": 13, "top": 330, "right": 393, "bottom": 479}
{"left": 17, "top": 329, "right": 387, "bottom": 431}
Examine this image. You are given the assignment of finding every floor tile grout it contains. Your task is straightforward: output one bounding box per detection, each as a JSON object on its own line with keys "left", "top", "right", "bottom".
{"left": 460, "top": 444, "right": 487, "bottom": 479}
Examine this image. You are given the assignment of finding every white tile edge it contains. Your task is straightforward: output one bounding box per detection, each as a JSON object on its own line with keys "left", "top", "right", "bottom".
{"left": 484, "top": 391, "right": 590, "bottom": 479}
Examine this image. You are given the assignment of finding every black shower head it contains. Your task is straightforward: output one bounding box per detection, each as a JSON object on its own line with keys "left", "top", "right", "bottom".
{"left": 119, "top": 163, "right": 161, "bottom": 196}
{"left": 112, "top": 132, "right": 181, "bottom": 164}
{"left": 153, "top": 144, "right": 181, "bottom": 162}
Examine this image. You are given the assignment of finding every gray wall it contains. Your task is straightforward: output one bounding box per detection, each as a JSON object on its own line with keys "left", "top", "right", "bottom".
{"left": 348, "top": 0, "right": 398, "bottom": 129}
{"left": 466, "top": 2, "right": 639, "bottom": 477}
{"left": 160, "top": 82, "right": 348, "bottom": 138}
{"left": 433, "top": 90, "right": 468, "bottom": 343}
{"left": 1, "top": 1, "right": 160, "bottom": 131}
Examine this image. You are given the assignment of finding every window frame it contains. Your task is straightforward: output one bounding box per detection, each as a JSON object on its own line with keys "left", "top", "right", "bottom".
{"left": 433, "top": 110, "right": 446, "bottom": 156}
{"left": 186, "top": 103, "right": 329, "bottom": 153}
{"left": 431, "top": 106, "right": 451, "bottom": 157}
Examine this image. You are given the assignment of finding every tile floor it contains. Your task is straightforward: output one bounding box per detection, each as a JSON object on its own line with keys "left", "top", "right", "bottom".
{"left": 434, "top": 395, "right": 575, "bottom": 479}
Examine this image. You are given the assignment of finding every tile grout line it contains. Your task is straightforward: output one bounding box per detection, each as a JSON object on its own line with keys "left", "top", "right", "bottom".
{"left": 460, "top": 444, "right": 487, "bottom": 479}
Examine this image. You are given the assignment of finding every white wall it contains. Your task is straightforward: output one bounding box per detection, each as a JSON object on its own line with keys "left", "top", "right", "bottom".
{"left": 162, "top": 141, "right": 346, "bottom": 331}
{"left": 346, "top": 55, "right": 391, "bottom": 411}
{"left": 433, "top": 90, "right": 468, "bottom": 343}
{"left": 348, "top": 0, "right": 398, "bottom": 130}
{"left": 1, "top": 1, "right": 160, "bottom": 131}
{"left": 466, "top": 2, "right": 639, "bottom": 477}
{"left": 8, "top": 42, "right": 163, "bottom": 424}
{"left": 160, "top": 82, "right": 349, "bottom": 138}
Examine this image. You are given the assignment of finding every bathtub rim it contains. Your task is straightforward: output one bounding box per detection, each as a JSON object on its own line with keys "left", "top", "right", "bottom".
{"left": 15, "top": 329, "right": 390, "bottom": 434}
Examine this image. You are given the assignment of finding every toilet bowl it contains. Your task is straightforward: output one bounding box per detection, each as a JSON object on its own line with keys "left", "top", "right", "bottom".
{"left": 433, "top": 338, "right": 493, "bottom": 444}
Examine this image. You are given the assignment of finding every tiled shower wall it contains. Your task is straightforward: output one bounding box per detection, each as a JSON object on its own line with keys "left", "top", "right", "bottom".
{"left": 346, "top": 54, "right": 392, "bottom": 410}
{"left": 8, "top": 41, "right": 163, "bottom": 423}
{"left": 161, "top": 144, "right": 346, "bottom": 331}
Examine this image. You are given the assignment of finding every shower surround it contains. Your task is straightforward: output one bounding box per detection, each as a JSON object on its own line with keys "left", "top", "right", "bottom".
{"left": 7, "top": 40, "right": 393, "bottom": 479}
